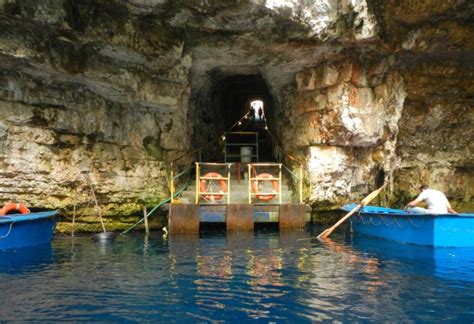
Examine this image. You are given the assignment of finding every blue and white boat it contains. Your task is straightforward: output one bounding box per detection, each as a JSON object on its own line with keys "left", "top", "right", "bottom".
{"left": 0, "top": 211, "right": 58, "bottom": 250}
{"left": 343, "top": 203, "right": 474, "bottom": 247}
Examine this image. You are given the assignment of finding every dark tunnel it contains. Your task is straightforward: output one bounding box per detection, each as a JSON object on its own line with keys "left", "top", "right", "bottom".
{"left": 204, "top": 73, "right": 276, "bottom": 162}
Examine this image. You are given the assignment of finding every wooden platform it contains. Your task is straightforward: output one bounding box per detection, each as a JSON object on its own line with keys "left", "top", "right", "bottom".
{"left": 168, "top": 203, "right": 310, "bottom": 233}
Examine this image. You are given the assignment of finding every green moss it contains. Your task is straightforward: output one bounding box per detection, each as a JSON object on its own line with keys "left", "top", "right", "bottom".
{"left": 56, "top": 213, "right": 168, "bottom": 234}
{"left": 452, "top": 200, "right": 474, "bottom": 213}
{"left": 311, "top": 210, "right": 345, "bottom": 225}
{"left": 143, "top": 135, "right": 164, "bottom": 160}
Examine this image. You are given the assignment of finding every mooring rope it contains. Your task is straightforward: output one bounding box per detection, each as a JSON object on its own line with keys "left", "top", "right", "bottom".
{"left": 120, "top": 180, "right": 191, "bottom": 235}
{"left": 355, "top": 212, "right": 428, "bottom": 230}
{"left": 407, "top": 216, "right": 426, "bottom": 228}
{"left": 380, "top": 214, "right": 395, "bottom": 227}
{"left": 368, "top": 215, "right": 382, "bottom": 226}
{"left": 393, "top": 217, "right": 405, "bottom": 229}
{"left": 0, "top": 222, "right": 13, "bottom": 239}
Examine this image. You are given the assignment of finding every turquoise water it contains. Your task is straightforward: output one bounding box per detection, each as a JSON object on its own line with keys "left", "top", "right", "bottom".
{"left": 0, "top": 228, "right": 473, "bottom": 322}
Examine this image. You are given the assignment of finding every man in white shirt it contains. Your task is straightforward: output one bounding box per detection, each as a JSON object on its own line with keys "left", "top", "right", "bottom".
{"left": 405, "top": 185, "right": 458, "bottom": 214}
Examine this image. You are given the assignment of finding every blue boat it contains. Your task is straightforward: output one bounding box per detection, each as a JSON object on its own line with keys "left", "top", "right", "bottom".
{"left": 342, "top": 203, "right": 474, "bottom": 247}
{"left": 0, "top": 211, "right": 58, "bottom": 250}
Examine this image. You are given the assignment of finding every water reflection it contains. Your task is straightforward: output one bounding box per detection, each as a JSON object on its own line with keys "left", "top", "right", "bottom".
{"left": 0, "top": 244, "right": 54, "bottom": 274}
{"left": 350, "top": 235, "right": 474, "bottom": 283}
{"left": 0, "top": 230, "right": 472, "bottom": 322}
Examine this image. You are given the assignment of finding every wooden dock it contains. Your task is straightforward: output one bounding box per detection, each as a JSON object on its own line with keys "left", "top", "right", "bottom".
{"left": 169, "top": 203, "right": 310, "bottom": 233}
{"left": 168, "top": 162, "right": 310, "bottom": 233}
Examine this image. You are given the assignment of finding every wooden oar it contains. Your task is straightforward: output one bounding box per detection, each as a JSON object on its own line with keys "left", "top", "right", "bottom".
{"left": 317, "top": 183, "right": 387, "bottom": 239}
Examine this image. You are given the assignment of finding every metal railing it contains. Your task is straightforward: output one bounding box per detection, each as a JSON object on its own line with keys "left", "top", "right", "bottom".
{"left": 195, "top": 162, "right": 232, "bottom": 205}
{"left": 170, "top": 162, "right": 305, "bottom": 205}
{"left": 169, "top": 161, "right": 304, "bottom": 205}
{"left": 247, "top": 163, "right": 282, "bottom": 204}
{"left": 224, "top": 131, "right": 259, "bottom": 163}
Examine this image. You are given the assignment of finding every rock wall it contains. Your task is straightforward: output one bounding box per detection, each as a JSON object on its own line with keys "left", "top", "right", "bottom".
{"left": 0, "top": 1, "right": 192, "bottom": 228}
{"left": 0, "top": 0, "right": 472, "bottom": 230}
{"left": 277, "top": 56, "right": 406, "bottom": 206}
{"left": 394, "top": 60, "right": 474, "bottom": 210}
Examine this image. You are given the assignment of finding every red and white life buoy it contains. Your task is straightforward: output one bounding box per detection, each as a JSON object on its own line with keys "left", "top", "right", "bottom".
{"left": 0, "top": 203, "right": 31, "bottom": 216}
{"left": 200, "top": 172, "right": 227, "bottom": 201}
{"left": 252, "top": 173, "right": 279, "bottom": 201}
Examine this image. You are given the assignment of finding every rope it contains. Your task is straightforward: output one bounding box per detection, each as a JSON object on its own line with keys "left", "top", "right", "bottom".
{"left": 359, "top": 214, "right": 371, "bottom": 225}
{"left": 407, "top": 216, "right": 426, "bottom": 228}
{"left": 368, "top": 215, "right": 382, "bottom": 226}
{"left": 120, "top": 180, "right": 190, "bottom": 235}
{"left": 264, "top": 126, "right": 302, "bottom": 165}
{"left": 380, "top": 214, "right": 395, "bottom": 227}
{"left": 169, "top": 112, "right": 251, "bottom": 165}
{"left": 282, "top": 164, "right": 298, "bottom": 180}
{"left": 356, "top": 211, "right": 425, "bottom": 230}
{"left": 173, "top": 165, "right": 194, "bottom": 180}
{"left": 0, "top": 222, "right": 13, "bottom": 239}
{"left": 393, "top": 217, "right": 405, "bottom": 229}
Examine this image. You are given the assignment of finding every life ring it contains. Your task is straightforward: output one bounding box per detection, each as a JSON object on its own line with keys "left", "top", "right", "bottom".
{"left": 0, "top": 203, "right": 31, "bottom": 216}
{"left": 252, "top": 173, "right": 279, "bottom": 201}
{"left": 200, "top": 172, "right": 227, "bottom": 201}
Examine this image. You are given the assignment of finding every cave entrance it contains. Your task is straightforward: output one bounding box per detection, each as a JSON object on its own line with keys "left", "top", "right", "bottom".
{"left": 206, "top": 73, "right": 275, "bottom": 163}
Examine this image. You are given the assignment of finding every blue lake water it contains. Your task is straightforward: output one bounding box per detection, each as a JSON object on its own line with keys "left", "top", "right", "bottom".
{"left": 0, "top": 227, "right": 473, "bottom": 322}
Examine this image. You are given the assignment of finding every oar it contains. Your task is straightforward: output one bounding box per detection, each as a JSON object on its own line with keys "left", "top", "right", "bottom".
{"left": 317, "top": 183, "right": 387, "bottom": 239}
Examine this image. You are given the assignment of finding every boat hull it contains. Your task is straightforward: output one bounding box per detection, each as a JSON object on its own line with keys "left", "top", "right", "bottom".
{"left": 343, "top": 204, "right": 474, "bottom": 247}
{"left": 0, "top": 211, "right": 58, "bottom": 250}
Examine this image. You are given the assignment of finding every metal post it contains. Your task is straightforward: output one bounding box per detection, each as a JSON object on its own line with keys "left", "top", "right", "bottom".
{"left": 143, "top": 205, "right": 149, "bottom": 235}
{"left": 248, "top": 164, "right": 252, "bottom": 204}
{"left": 299, "top": 166, "right": 303, "bottom": 204}
{"left": 227, "top": 163, "right": 231, "bottom": 205}
{"left": 195, "top": 162, "right": 199, "bottom": 204}
{"left": 170, "top": 162, "right": 174, "bottom": 204}
{"left": 71, "top": 193, "right": 77, "bottom": 238}
{"left": 279, "top": 164, "right": 282, "bottom": 205}
{"left": 224, "top": 136, "right": 227, "bottom": 163}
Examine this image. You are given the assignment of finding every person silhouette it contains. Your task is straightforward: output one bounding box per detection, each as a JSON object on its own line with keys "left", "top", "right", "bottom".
{"left": 257, "top": 107, "right": 263, "bottom": 122}
{"left": 249, "top": 106, "right": 255, "bottom": 121}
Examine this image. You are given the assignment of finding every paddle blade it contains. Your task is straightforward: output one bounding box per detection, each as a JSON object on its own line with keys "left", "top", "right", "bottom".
{"left": 317, "top": 204, "right": 361, "bottom": 239}
{"left": 317, "top": 228, "right": 331, "bottom": 240}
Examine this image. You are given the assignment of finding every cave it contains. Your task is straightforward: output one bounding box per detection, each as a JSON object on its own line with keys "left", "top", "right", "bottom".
{"left": 0, "top": 1, "right": 472, "bottom": 232}
{"left": 197, "top": 72, "right": 276, "bottom": 162}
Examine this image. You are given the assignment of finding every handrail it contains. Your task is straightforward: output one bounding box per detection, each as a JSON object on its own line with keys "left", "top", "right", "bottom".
{"left": 282, "top": 164, "right": 298, "bottom": 179}
{"left": 163, "top": 107, "right": 308, "bottom": 205}
{"left": 168, "top": 111, "right": 251, "bottom": 165}
{"left": 224, "top": 131, "right": 259, "bottom": 163}
{"left": 168, "top": 160, "right": 303, "bottom": 207}
{"left": 169, "top": 162, "right": 195, "bottom": 204}
{"left": 195, "top": 162, "right": 232, "bottom": 205}
{"left": 282, "top": 164, "right": 304, "bottom": 203}
{"left": 247, "top": 163, "right": 282, "bottom": 204}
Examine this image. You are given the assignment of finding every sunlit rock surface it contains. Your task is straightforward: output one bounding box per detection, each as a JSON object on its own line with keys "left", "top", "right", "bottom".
{"left": 0, "top": 0, "right": 472, "bottom": 230}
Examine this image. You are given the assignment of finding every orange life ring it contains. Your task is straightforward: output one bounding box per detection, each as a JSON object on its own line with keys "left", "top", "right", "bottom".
{"left": 200, "top": 172, "right": 227, "bottom": 201}
{"left": 252, "top": 173, "right": 279, "bottom": 201}
{"left": 0, "top": 203, "right": 31, "bottom": 216}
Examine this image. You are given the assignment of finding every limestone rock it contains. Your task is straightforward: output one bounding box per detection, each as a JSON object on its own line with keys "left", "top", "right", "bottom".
{"left": 0, "top": 0, "right": 472, "bottom": 226}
